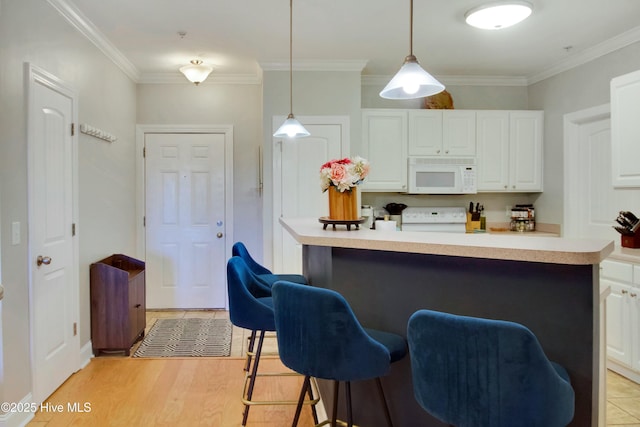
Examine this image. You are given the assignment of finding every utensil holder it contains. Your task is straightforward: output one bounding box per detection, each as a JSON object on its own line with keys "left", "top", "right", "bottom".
{"left": 621, "top": 233, "right": 640, "bottom": 248}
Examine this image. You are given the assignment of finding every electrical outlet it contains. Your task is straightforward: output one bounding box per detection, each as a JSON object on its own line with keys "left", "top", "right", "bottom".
{"left": 505, "top": 206, "right": 512, "bottom": 218}
{"left": 11, "top": 221, "right": 20, "bottom": 245}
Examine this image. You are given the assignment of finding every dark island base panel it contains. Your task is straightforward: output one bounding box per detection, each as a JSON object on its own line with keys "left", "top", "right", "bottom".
{"left": 303, "top": 245, "right": 599, "bottom": 427}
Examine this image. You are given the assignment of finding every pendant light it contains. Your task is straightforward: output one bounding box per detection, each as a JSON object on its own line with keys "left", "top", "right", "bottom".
{"left": 380, "top": 0, "right": 445, "bottom": 100}
{"left": 180, "top": 60, "right": 213, "bottom": 85}
{"left": 273, "top": 0, "right": 310, "bottom": 138}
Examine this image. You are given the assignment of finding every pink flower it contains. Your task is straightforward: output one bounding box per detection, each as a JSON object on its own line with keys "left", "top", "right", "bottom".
{"left": 319, "top": 156, "right": 369, "bottom": 193}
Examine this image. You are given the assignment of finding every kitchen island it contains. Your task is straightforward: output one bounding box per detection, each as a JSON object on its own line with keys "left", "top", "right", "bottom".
{"left": 280, "top": 217, "right": 614, "bottom": 427}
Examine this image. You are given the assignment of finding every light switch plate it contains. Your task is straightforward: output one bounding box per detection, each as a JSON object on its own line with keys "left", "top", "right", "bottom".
{"left": 11, "top": 221, "right": 20, "bottom": 245}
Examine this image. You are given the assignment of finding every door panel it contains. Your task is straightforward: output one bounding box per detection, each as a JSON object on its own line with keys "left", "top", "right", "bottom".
{"left": 30, "top": 74, "right": 77, "bottom": 403}
{"left": 145, "top": 133, "right": 227, "bottom": 308}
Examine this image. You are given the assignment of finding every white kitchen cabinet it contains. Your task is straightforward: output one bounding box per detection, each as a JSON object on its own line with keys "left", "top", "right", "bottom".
{"left": 601, "top": 258, "right": 640, "bottom": 382}
{"left": 476, "top": 110, "right": 543, "bottom": 192}
{"left": 408, "top": 110, "right": 476, "bottom": 157}
{"left": 611, "top": 69, "right": 640, "bottom": 187}
{"left": 361, "top": 109, "right": 408, "bottom": 192}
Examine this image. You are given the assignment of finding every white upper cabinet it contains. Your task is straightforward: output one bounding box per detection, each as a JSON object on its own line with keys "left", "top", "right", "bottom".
{"left": 476, "top": 110, "right": 543, "bottom": 192}
{"left": 361, "top": 109, "right": 408, "bottom": 192}
{"left": 408, "top": 110, "right": 476, "bottom": 157}
{"left": 611, "top": 69, "right": 640, "bottom": 187}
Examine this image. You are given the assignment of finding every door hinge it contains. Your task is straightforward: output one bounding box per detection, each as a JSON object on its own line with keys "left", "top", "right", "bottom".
{"left": 143, "top": 216, "right": 146, "bottom": 227}
{"left": 143, "top": 147, "right": 146, "bottom": 157}
{"left": 72, "top": 223, "right": 76, "bottom": 236}
{"left": 73, "top": 322, "right": 77, "bottom": 336}
{"left": 71, "top": 123, "right": 75, "bottom": 136}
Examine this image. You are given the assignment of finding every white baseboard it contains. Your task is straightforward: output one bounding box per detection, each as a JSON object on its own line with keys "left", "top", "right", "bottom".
{"left": 0, "top": 393, "right": 35, "bottom": 427}
{"left": 607, "top": 360, "right": 640, "bottom": 384}
{"left": 79, "top": 340, "right": 94, "bottom": 369}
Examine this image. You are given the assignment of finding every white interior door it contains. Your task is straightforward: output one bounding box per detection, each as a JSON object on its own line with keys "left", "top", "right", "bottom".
{"left": 145, "top": 133, "right": 228, "bottom": 309}
{"left": 273, "top": 117, "right": 349, "bottom": 274}
{"left": 565, "top": 107, "right": 623, "bottom": 240}
{"left": 28, "top": 65, "right": 78, "bottom": 403}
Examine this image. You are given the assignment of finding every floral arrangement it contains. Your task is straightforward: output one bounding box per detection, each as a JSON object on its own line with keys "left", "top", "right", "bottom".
{"left": 320, "top": 156, "right": 370, "bottom": 193}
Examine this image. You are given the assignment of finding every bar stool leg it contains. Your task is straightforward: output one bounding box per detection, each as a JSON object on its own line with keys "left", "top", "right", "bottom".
{"left": 345, "top": 381, "right": 353, "bottom": 427}
{"left": 331, "top": 381, "right": 339, "bottom": 427}
{"left": 376, "top": 377, "right": 394, "bottom": 427}
{"left": 242, "top": 330, "right": 265, "bottom": 426}
{"left": 307, "top": 380, "right": 319, "bottom": 425}
{"left": 244, "top": 330, "right": 257, "bottom": 372}
{"left": 291, "top": 375, "right": 311, "bottom": 427}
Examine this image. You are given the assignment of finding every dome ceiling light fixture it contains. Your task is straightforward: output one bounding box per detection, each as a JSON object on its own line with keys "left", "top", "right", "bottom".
{"left": 179, "top": 59, "right": 213, "bottom": 85}
{"left": 379, "top": 0, "right": 445, "bottom": 100}
{"left": 273, "top": 0, "right": 310, "bottom": 138}
{"left": 465, "top": 1, "right": 533, "bottom": 30}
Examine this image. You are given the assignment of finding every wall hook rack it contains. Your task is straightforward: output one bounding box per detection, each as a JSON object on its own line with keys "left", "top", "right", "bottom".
{"left": 80, "top": 123, "right": 117, "bottom": 143}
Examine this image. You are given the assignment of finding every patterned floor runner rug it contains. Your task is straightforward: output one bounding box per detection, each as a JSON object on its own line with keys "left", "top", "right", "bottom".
{"left": 133, "top": 318, "right": 232, "bottom": 357}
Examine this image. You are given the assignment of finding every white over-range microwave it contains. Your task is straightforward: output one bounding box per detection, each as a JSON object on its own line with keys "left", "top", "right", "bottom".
{"left": 408, "top": 157, "right": 477, "bottom": 194}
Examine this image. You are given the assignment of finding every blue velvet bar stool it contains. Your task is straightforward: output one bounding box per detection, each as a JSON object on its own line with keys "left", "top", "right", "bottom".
{"left": 231, "top": 241, "right": 307, "bottom": 373}
{"left": 227, "top": 257, "right": 319, "bottom": 426}
{"left": 272, "top": 280, "right": 407, "bottom": 427}
{"left": 232, "top": 241, "right": 307, "bottom": 287}
{"left": 407, "top": 309, "right": 575, "bottom": 427}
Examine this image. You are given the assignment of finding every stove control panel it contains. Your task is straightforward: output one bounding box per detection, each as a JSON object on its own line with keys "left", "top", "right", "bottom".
{"left": 402, "top": 207, "right": 467, "bottom": 224}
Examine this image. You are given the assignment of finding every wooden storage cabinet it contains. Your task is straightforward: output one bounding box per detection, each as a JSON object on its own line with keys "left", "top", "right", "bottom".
{"left": 90, "top": 254, "right": 146, "bottom": 356}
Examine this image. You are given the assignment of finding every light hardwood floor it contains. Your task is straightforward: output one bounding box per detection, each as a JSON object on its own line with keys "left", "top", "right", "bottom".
{"left": 27, "top": 310, "right": 640, "bottom": 426}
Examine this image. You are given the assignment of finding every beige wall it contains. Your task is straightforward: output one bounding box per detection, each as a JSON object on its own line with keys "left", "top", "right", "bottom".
{"left": 528, "top": 41, "right": 640, "bottom": 226}
{"left": 136, "top": 83, "right": 264, "bottom": 261}
{"left": 0, "top": 0, "right": 137, "bottom": 408}
{"left": 261, "top": 70, "right": 362, "bottom": 267}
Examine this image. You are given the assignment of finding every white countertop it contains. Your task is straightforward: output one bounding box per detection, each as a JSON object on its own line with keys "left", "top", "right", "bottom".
{"left": 607, "top": 245, "right": 640, "bottom": 263}
{"left": 280, "top": 217, "right": 614, "bottom": 265}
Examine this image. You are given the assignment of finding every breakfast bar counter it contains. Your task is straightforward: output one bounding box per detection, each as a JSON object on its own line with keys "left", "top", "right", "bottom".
{"left": 280, "top": 217, "right": 614, "bottom": 427}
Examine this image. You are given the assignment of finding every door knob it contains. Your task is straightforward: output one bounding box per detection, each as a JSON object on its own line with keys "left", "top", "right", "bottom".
{"left": 216, "top": 232, "right": 223, "bottom": 238}
{"left": 37, "top": 255, "right": 52, "bottom": 266}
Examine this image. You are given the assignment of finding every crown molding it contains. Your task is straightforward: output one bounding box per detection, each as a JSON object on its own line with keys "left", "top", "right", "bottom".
{"left": 46, "top": 0, "right": 140, "bottom": 82}
{"left": 527, "top": 25, "right": 640, "bottom": 85}
{"left": 139, "top": 72, "right": 262, "bottom": 85}
{"left": 260, "top": 60, "right": 368, "bottom": 72}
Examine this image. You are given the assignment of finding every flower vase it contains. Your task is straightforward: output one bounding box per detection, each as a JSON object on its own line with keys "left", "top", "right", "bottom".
{"left": 328, "top": 186, "right": 358, "bottom": 220}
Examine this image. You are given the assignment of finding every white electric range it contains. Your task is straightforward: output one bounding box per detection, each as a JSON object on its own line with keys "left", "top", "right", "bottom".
{"left": 401, "top": 207, "right": 467, "bottom": 233}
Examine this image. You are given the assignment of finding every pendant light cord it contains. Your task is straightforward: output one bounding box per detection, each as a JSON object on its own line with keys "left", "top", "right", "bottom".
{"left": 289, "top": 0, "right": 293, "bottom": 116}
{"left": 409, "top": 0, "right": 414, "bottom": 56}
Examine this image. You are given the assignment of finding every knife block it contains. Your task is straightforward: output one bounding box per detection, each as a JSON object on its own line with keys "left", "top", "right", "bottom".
{"left": 466, "top": 212, "right": 481, "bottom": 233}
{"left": 621, "top": 232, "right": 640, "bottom": 248}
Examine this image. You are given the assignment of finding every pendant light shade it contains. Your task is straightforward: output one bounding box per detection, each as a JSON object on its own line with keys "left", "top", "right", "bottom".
{"left": 380, "top": 0, "right": 444, "bottom": 100}
{"left": 379, "top": 55, "right": 445, "bottom": 99}
{"left": 273, "top": 0, "right": 310, "bottom": 138}
{"left": 180, "top": 60, "right": 213, "bottom": 85}
{"left": 273, "top": 113, "right": 311, "bottom": 138}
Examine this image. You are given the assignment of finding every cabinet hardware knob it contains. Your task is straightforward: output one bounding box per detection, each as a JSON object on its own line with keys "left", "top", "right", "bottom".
{"left": 622, "top": 289, "right": 628, "bottom": 294}
{"left": 631, "top": 293, "right": 637, "bottom": 298}
{"left": 216, "top": 232, "right": 224, "bottom": 238}
{"left": 135, "top": 304, "right": 141, "bottom": 308}
{"left": 37, "top": 255, "right": 52, "bottom": 266}
{"left": 437, "top": 150, "right": 441, "bottom": 154}
{"left": 445, "top": 150, "right": 449, "bottom": 154}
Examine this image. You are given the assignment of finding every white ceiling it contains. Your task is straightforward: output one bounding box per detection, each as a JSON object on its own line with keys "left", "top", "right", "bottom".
{"left": 61, "top": 0, "right": 640, "bottom": 85}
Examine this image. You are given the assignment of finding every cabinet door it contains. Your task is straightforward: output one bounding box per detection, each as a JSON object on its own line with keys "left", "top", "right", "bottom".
{"left": 443, "top": 110, "right": 476, "bottom": 156}
{"left": 611, "top": 69, "right": 640, "bottom": 187}
{"left": 361, "top": 110, "right": 408, "bottom": 191}
{"left": 408, "top": 110, "right": 442, "bottom": 156}
{"left": 476, "top": 111, "right": 509, "bottom": 191}
{"left": 509, "top": 111, "right": 543, "bottom": 191}
{"left": 604, "top": 279, "right": 633, "bottom": 367}
{"left": 632, "top": 285, "right": 640, "bottom": 372}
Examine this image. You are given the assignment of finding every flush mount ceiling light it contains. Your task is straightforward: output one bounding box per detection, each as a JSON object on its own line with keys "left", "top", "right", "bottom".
{"left": 273, "top": 0, "right": 310, "bottom": 138}
{"left": 179, "top": 59, "right": 213, "bottom": 85}
{"left": 380, "top": 0, "right": 445, "bottom": 100}
{"left": 465, "top": 1, "right": 533, "bottom": 30}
